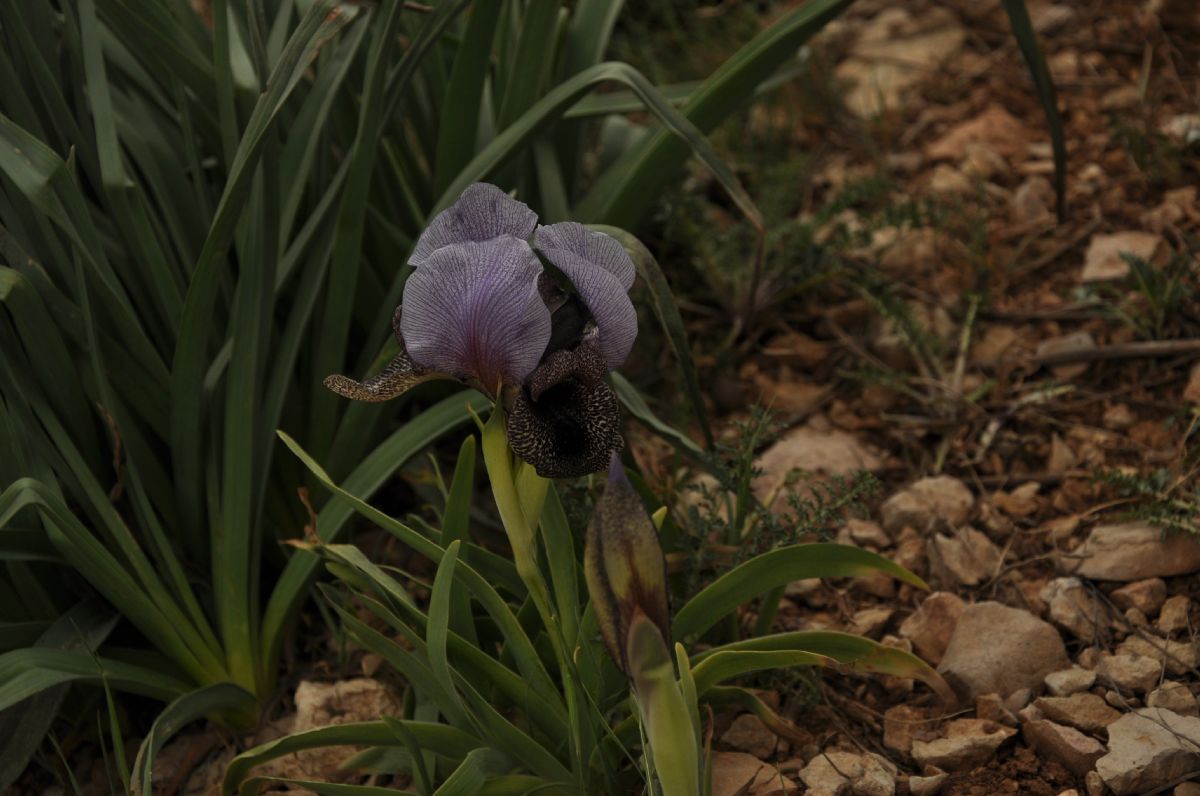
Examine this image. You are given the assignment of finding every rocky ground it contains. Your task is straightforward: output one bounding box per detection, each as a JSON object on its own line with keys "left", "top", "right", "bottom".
{"left": 653, "top": 0, "right": 1200, "bottom": 794}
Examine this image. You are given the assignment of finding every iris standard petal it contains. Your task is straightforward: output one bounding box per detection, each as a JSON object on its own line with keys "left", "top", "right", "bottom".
{"left": 401, "top": 236, "right": 551, "bottom": 392}
{"left": 507, "top": 344, "right": 624, "bottom": 478}
{"left": 410, "top": 183, "right": 538, "bottom": 268}
{"left": 534, "top": 227, "right": 637, "bottom": 370}
{"left": 535, "top": 222, "right": 635, "bottom": 290}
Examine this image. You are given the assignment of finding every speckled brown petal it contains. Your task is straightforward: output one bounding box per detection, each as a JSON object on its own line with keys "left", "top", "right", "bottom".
{"left": 323, "top": 347, "right": 442, "bottom": 402}
{"left": 507, "top": 345, "right": 623, "bottom": 479}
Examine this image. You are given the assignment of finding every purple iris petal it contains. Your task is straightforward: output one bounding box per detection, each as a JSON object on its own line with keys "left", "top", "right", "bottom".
{"left": 535, "top": 223, "right": 637, "bottom": 369}
{"left": 400, "top": 236, "right": 551, "bottom": 392}
{"left": 410, "top": 184, "right": 538, "bottom": 268}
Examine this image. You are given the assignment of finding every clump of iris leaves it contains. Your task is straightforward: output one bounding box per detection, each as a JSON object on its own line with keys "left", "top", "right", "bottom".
{"left": 0, "top": 1, "right": 1061, "bottom": 794}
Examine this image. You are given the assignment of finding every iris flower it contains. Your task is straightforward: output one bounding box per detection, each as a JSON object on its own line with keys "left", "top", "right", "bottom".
{"left": 325, "top": 183, "right": 637, "bottom": 479}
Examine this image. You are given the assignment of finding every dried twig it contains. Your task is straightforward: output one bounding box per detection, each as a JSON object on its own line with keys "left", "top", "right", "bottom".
{"left": 1031, "top": 339, "right": 1200, "bottom": 367}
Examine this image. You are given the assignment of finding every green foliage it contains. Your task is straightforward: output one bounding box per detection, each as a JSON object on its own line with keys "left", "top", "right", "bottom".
{"left": 217, "top": 424, "right": 943, "bottom": 795}
{"left": 1104, "top": 251, "right": 1197, "bottom": 341}
{"left": 1096, "top": 466, "right": 1200, "bottom": 536}
{"left": 1109, "top": 115, "right": 1186, "bottom": 187}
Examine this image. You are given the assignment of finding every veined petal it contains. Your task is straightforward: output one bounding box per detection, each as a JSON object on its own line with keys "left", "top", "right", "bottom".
{"left": 535, "top": 222, "right": 635, "bottom": 289}
{"left": 401, "top": 237, "right": 551, "bottom": 392}
{"left": 410, "top": 183, "right": 538, "bottom": 267}
{"left": 535, "top": 225, "right": 637, "bottom": 370}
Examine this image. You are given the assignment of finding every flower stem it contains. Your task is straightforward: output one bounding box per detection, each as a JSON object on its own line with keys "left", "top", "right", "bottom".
{"left": 481, "top": 406, "right": 586, "bottom": 780}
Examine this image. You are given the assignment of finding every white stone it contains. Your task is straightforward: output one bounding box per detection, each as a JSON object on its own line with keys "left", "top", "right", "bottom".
{"left": 1045, "top": 668, "right": 1097, "bottom": 697}
{"left": 1148, "top": 682, "right": 1199, "bottom": 717}
{"left": 938, "top": 602, "right": 1070, "bottom": 700}
{"left": 911, "top": 719, "right": 1016, "bottom": 772}
{"left": 930, "top": 528, "right": 1002, "bottom": 587}
{"left": 880, "top": 476, "right": 974, "bottom": 534}
{"left": 1062, "top": 522, "right": 1200, "bottom": 581}
{"left": 1080, "top": 232, "right": 1167, "bottom": 282}
{"left": 1096, "top": 708, "right": 1200, "bottom": 795}
{"left": 1040, "top": 577, "right": 1105, "bottom": 643}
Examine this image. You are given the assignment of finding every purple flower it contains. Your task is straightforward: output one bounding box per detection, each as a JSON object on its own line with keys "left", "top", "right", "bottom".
{"left": 325, "top": 183, "right": 637, "bottom": 478}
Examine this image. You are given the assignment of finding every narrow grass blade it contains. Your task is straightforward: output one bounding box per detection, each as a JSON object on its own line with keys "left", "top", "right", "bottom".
{"left": 433, "top": 2, "right": 504, "bottom": 196}
{"left": 673, "top": 543, "right": 928, "bottom": 641}
{"left": 537, "top": 487, "right": 579, "bottom": 647}
{"left": 432, "top": 61, "right": 759, "bottom": 237}
{"left": 1000, "top": 0, "right": 1067, "bottom": 221}
{"left": 434, "top": 747, "right": 507, "bottom": 796}
{"left": 170, "top": 0, "right": 357, "bottom": 539}
{"left": 0, "top": 599, "right": 116, "bottom": 792}
{"left": 222, "top": 722, "right": 484, "bottom": 796}
{"left": 131, "top": 683, "right": 257, "bottom": 796}
{"left": 575, "top": 0, "right": 854, "bottom": 228}
{"left": 260, "top": 391, "right": 488, "bottom": 682}
{"left": 0, "top": 648, "right": 189, "bottom": 711}
{"left": 689, "top": 649, "right": 829, "bottom": 696}
{"left": 596, "top": 227, "right": 712, "bottom": 447}
{"left": 442, "top": 438, "right": 478, "bottom": 644}
{"left": 610, "top": 372, "right": 705, "bottom": 459}
{"left": 308, "top": 0, "right": 470, "bottom": 460}
{"left": 705, "top": 631, "right": 955, "bottom": 704}
{"left": 427, "top": 540, "right": 465, "bottom": 721}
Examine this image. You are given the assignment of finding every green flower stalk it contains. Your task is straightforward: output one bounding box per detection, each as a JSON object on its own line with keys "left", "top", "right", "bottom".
{"left": 586, "top": 456, "right": 700, "bottom": 796}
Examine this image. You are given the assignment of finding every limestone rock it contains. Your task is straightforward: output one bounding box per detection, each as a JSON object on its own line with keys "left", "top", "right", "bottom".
{"left": 754, "top": 424, "right": 884, "bottom": 513}
{"left": 1158, "top": 595, "right": 1191, "bottom": 635}
{"left": 881, "top": 476, "right": 973, "bottom": 534}
{"left": 930, "top": 528, "right": 1002, "bottom": 587}
{"left": 938, "top": 602, "right": 1070, "bottom": 700}
{"left": 1117, "top": 635, "right": 1199, "bottom": 677}
{"left": 1045, "top": 668, "right": 1097, "bottom": 697}
{"left": 799, "top": 750, "right": 897, "bottom": 796}
{"left": 1112, "top": 578, "right": 1168, "bottom": 615}
{"left": 1061, "top": 522, "right": 1200, "bottom": 581}
{"left": 1148, "top": 682, "right": 1199, "bottom": 716}
{"left": 1080, "top": 232, "right": 1167, "bottom": 282}
{"left": 271, "top": 679, "right": 405, "bottom": 780}
{"left": 711, "top": 752, "right": 795, "bottom": 796}
{"left": 976, "top": 693, "right": 1017, "bottom": 726}
{"left": 909, "top": 772, "right": 947, "bottom": 796}
{"left": 835, "top": 8, "right": 966, "bottom": 118}
{"left": 1040, "top": 577, "right": 1106, "bottom": 643}
{"left": 721, "top": 713, "right": 778, "bottom": 759}
{"left": 911, "top": 719, "right": 1017, "bottom": 771}
{"left": 1096, "top": 708, "right": 1200, "bottom": 795}
{"left": 900, "top": 592, "right": 965, "bottom": 665}
{"left": 852, "top": 753, "right": 898, "bottom": 796}
{"left": 926, "top": 104, "right": 1032, "bottom": 162}
{"left": 883, "top": 704, "right": 930, "bottom": 754}
{"left": 840, "top": 518, "right": 892, "bottom": 547}
{"left": 1037, "top": 332, "right": 1095, "bottom": 379}
{"left": 852, "top": 606, "right": 895, "bottom": 638}
{"left": 1023, "top": 719, "right": 1107, "bottom": 777}
{"left": 1034, "top": 692, "right": 1122, "bottom": 733}
{"left": 1097, "top": 653, "right": 1163, "bottom": 694}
